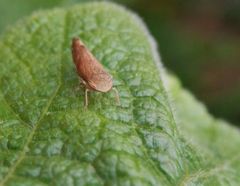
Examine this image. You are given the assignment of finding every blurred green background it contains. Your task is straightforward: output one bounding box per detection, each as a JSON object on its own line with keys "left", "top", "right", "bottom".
{"left": 0, "top": 0, "right": 239, "bottom": 125}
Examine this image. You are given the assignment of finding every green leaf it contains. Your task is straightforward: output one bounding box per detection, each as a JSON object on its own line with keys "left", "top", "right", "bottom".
{"left": 167, "top": 74, "right": 240, "bottom": 185}
{"left": 0, "top": 2, "right": 239, "bottom": 186}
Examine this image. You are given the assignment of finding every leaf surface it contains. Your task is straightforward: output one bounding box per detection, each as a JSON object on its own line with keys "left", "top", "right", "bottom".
{"left": 168, "top": 74, "right": 240, "bottom": 185}
{"left": 0, "top": 2, "right": 239, "bottom": 186}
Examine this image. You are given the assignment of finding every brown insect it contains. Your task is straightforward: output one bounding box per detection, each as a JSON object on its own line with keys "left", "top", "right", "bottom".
{"left": 71, "top": 37, "right": 120, "bottom": 108}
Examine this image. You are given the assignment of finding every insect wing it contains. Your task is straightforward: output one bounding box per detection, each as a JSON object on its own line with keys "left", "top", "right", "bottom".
{"left": 88, "top": 72, "right": 113, "bottom": 92}
{"left": 72, "top": 38, "right": 113, "bottom": 92}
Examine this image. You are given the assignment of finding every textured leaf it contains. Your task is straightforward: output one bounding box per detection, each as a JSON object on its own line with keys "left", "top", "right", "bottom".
{"left": 167, "top": 75, "right": 240, "bottom": 185}
{"left": 0, "top": 2, "right": 239, "bottom": 186}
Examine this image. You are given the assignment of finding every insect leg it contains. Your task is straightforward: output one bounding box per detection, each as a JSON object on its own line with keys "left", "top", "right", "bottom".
{"left": 74, "top": 79, "right": 85, "bottom": 92}
{"left": 84, "top": 89, "right": 89, "bottom": 108}
{"left": 112, "top": 87, "right": 120, "bottom": 105}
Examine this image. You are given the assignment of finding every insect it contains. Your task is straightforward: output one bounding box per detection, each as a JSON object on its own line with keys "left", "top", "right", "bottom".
{"left": 71, "top": 37, "right": 120, "bottom": 108}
